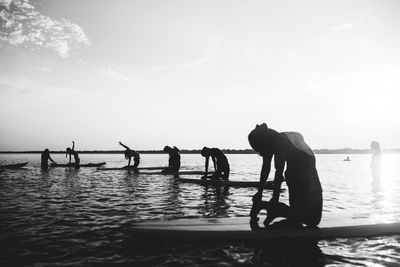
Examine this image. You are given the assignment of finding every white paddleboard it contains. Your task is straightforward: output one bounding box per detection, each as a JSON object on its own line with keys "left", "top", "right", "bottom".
{"left": 131, "top": 215, "right": 400, "bottom": 241}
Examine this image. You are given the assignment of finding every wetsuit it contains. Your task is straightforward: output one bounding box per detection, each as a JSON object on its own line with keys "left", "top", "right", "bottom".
{"left": 283, "top": 135, "right": 322, "bottom": 226}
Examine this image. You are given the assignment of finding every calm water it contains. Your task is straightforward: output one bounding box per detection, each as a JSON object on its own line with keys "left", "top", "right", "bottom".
{"left": 1, "top": 153, "right": 400, "bottom": 266}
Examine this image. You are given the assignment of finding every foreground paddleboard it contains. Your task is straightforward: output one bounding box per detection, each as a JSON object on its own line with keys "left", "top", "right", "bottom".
{"left": 131, "top": 216, "right": 400, "bottom": 241}
{"left": 0, "top": 162, "right": 28, "bottom": 169}
{"left": 177, "top": 178, "right": 275, "bottom": 189}
{"left": 51, "top": 162, "right": 106, "bottom": 168}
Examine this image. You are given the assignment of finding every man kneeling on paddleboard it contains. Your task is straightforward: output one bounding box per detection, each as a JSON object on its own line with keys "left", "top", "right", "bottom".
{"left": 161, "top": 146, "right": 181, "bottom": 174}
{"left": 248, "top": 123, "right": 323, "bottom": 229}
{"left": 119, "top": 141, "right": 140, "bottom": 170}
{"left": 201, "top": 147, "right": 230, "bottom": 181}
{"left": 66, "top": 141, "right": 80, "bottom": 167}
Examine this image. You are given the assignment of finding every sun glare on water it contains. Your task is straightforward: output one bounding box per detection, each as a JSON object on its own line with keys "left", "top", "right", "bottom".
{"left": 370, "top": 153, "right": 400, "bottom": 223}
{"left": 379, "top": 154, "right": 397, "bottom": 186}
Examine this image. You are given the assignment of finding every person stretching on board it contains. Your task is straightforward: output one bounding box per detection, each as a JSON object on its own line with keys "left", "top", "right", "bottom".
{"left": 248, "top": 123, "right": 323, "bottom": 229}
{"left": 41, "top": 148, "right": 56, "bottom": 170}
{"left": 161, "top": 146, "right": 181, "bottom": 173}
{"left": 66, "top": 141, "right": 80, "bottom": 167}
{"left": 370, "top": 141, "right": 382, "bottom": 184}
{"left": 119, "top": 141, "right": 140, "bottom": 169}
{"left": 201, "top": 147, "right": 230, "bottom": 181}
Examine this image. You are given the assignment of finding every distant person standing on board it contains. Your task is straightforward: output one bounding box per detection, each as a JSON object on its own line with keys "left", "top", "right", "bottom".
{"left": 41, "top": 148, "right": 56, "bottom": 169}
{"left": 119, "top": 141, "right": 140, "bottom": 168}
{"left": 66, "top": 141, "right": 80, "bottom": 166}
{"left": 201, "top": 147, "right": 230, "bottom": 181}
{"left": 161, "top": 146, "right": 181, "bottom": 173}
{"left": 370, "top": 141, "right": 382, "bottom": 183}
{"left": 248, "top": 123, "right": 323, "bottom": 229}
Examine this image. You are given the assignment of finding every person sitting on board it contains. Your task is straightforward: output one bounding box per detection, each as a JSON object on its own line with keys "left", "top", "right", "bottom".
{"left": 66, "top": 141, "right": 80, "bottom": 167}
{"left": 119, "top": 141, "right": 140, "bottom": 169}
{"left": 161, "top": 146, "right": 181, "bottom": 173}
{"left": 200, "top": 146, "right": 230, "bottom": 181}
{"left": 41, "top": 148, "right": 56, "bottom": 170}
{"left": 248, "top": 123, "right": 323, "bottom": 229}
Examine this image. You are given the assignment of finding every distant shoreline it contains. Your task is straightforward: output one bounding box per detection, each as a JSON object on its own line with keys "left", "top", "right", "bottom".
{"left": 0, "top": 149, "right": 399, "bottom": 154}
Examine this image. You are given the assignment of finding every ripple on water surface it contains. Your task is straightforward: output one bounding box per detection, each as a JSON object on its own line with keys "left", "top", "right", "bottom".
{"left": 1, "top": 153, "right": 400, "bottom": 266}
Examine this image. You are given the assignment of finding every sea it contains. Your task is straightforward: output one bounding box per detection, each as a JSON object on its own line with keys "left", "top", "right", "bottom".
{"left": 1, "top": 153, "right": 400, "bottom": 266}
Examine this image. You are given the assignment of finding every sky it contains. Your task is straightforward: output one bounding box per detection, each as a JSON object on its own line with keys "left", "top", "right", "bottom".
{"left": 1, "top": 0, "right": 400, "bottom": 151}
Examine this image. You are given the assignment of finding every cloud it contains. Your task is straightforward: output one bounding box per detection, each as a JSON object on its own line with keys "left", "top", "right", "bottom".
{"left": 77, "top": 59, "right": 131, "bottom": 81}
{"left": 37, "top": 66, "right": 51, "bottom": 72}
{"left": 332, "top": 22, "right": 354, "bottom": 31}
{"left": 0, "top": 0, "right": 90, "bottom": 57}
{"left": 97, "top": 67, "right": 131, "bottom": 81}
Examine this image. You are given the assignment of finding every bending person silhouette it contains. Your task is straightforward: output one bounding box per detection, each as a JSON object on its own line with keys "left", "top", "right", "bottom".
{"left": 66, "top": 141, "right": 80, "bottom": 166}
{"left": 161, "top": 146, "right": 181, "bottom": 173}
{"left": 201, "top": 147, "right": 230, "bottom": 181}
{"left": 248, "top": 123, "right": 322, "bottom": 229}
{"left": 119, "top": 141, "right": 140, "bottom": 169}
{"left": 370, "top": 141, "right": 382, "bottom": 184}
{"left": 41, "top": 148, "right": 56, "bottom": 170}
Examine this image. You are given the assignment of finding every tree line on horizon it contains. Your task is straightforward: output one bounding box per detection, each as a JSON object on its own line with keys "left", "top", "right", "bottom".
{"left": 1, "top": 148, "right": 400, "bottom": 154}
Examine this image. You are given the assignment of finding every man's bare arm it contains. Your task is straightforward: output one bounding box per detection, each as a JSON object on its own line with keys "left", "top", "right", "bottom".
{"left": 253, "top": 153, "right": 272, "bottom": 202}
{"left": 49, "top": 155, "right": 56, "bottom": 164}
{"left": 204, "top": 156, "right": 209, "bottom": 175}
{"left": 271, "top": 152, "right": 285, "bottom": 203}
{"left": 211, "top": 156, "right": 217, "bottom": 171}
{"left": 119, "top": 141, "right": 130, "bottom": 150}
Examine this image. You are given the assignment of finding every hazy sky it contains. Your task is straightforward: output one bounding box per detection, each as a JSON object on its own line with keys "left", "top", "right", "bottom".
{"left": 1, "top": 0, "right": 400, "bottom": 151}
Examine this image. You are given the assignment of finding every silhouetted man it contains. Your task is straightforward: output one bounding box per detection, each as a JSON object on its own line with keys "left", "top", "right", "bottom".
{"left": 248, "top": 123, "right": 323, "bottom": 229}
{"left": 41, "top": 148, "right": 56, "bottom": 169}
{"left": 201, "top": 147, "right": 230, "bottom": 181}
{"left": 66, "top": 141, "right": 80, "bottom": 166}
{"left": 119, "top": 141, "right": 140, "bottom": 168}
{"left": 370, "top": 141, "right": 382, "bottom": 184}
{"left": 161, "top": 146, "right": 181, "bottom": 173}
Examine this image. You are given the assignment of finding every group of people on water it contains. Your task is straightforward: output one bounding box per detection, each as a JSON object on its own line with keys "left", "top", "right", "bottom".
{"left": 41, "top": 141, "right": 80, "bottom": 169}
{"left": 118, "top": 141, "right": 229, "bottom": 179}
{"left": 40, "top": 141, "right": 231, "bottom": 182}
{"left": 39, "top": 124, "right": 386, "bottom": 230}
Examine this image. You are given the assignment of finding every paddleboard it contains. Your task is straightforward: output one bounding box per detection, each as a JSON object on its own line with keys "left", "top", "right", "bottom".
{"left": 0, "top": 162, "right": 28, "bottom": 169}
{"left": 131, "top": 216, "right": 400, "bottom": 241}
{"left": 51, "top": 162, "right": 106, "bottom": 168}
{"left": 177, "top": 178, "right": 275, "bottom": 189}
{"left": 97, "top": 166, "right": 167, "bottom": 171}
{"left": 130, "top": 171, "right": 212, "bottom": 175}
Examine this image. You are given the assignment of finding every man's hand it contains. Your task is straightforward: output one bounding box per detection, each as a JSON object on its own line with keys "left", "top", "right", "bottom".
{"left": 270, "top": 194, "right": 279, "bottom": 203}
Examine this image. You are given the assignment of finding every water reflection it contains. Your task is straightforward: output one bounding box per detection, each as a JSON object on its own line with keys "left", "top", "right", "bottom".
{"left": 163, "top": 178, "right": 184, "bottom": 219}
{"left": 63, "top": 168, "right": 82, "bottom": 198}
{"left": 252, "top": 240, "right": 325, "bottom": 266}
{"left": 122, "top": 174, "right": 138, "bottom": 196}
{"left": 200, "top": 185, "right": 230, "bottom": 217}
{"left": 2, "top": 153, "right": 400, "bottom": 266}
{"left": 371, "top": 182, "right": 384, "bottom": 212}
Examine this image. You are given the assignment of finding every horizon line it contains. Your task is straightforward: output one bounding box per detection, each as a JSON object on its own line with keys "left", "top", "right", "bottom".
{"left": 1, "top": 148, "right": 400, "bottom": 154}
